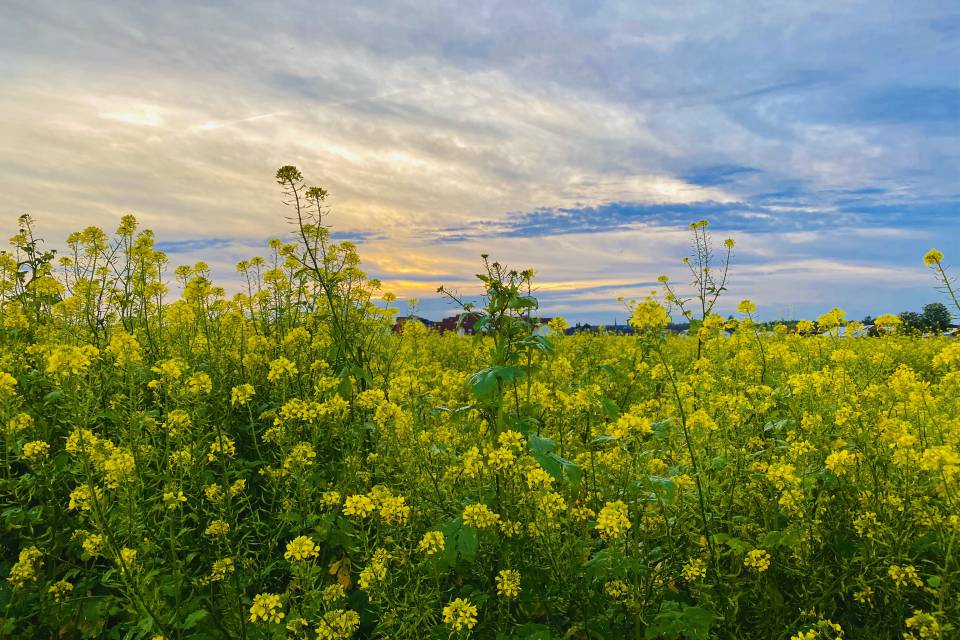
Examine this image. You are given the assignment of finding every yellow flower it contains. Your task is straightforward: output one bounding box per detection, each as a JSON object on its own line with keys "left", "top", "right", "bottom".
{"left": 462, "top": 503, "right": 501, "bottom": 529}
{"left": 816, "top": 308, "right": 846, "bottom": 333}
{"left": 81, "top": 533, "right": 104, "bottom": 558}
{"left": 888, "top": 564, "right": 922, "bottom": 589}
{"left": 46, "top": 344, "right": 99, "bottom": 380}
{"left": 68, "top": 485, "right": 101, "bottom": 512}
{"left": 209, "top": 558, "right": 235, "bottom": 582}
{"left": 737, "top": 299, "right": 756, "bottom": 315}
{"left": 923, "top": 248, "right": 944, "bottom": 266}
{"left": 205, "top": 483, "right": 224, "bottom": 502}
{"left": 21, "top": 440, "right": 50, "bottom": 463}
{"left": 825, "top": 449, "right": 859, "bottom": 477}
{"left": 117, "top": 547, "right": 138, "bottom": 572}
{"left": 7, "top": 546, "right": 43, "bottom": 588}
{"left": 417, "top": 531, "right": 445, "bottom": 555}
{"left": 231, "top": 383, "right": 255, "bottom": 406}
{"left": 105, "top": 331, "right": 141, "bottom": 367}
{"left": 343, "top": 494, "right": 376, "bottom": 519}
{"left": 442, "top": 597, "right": 478, "bottom": 631}
{"left": 604, "top": 579, "right": 629, "bottom": 599}
{"left": 487, "top": 446, "right": 515, "bottom": 471}
{"left": 744, "top": 549, "right": 771, "bottom": 573}
{"left": 316, "top": 609, "right": 360, "bottom": 639}
{"left": 323, "top": 583, "right": 346, "bottom": 602}
{"left": 267, "top": 357, "right": 298, "bottom": 383}
{"left": 283, "top": 442, "right": 317, "bottom": 472}
{"left": 204, "top": 520, "right": 230, "bottom": 537}
{"left": 874, "top": 314, "right": 902, "bottom": 332}
{"left": 629, "top": 298, "right": 669, "bottom": 332}
{"left": 249, "top": 593, "right": 284, "bottom": 623}
{"left": 497, "top": 430, "right": 525, "bottom": 451}
{"left": 284, "top": 535, "right": 319, "bottom": 562}
{"left": 0, "top": 371, "right": 18, "bottom": 400}
{"left": 904, "top": 610, "right": 941, "bottom": 639}
{"left": 186, "top": 372, "right": 212, "bottom": 395}
{"left": 321, "top": 491, "right": 342, "bottom": 508}
{"left": 162, "top": 489, "right": 187, "bottom": 509}
{"left": 596, "top": 501, "right": 631, "bottom": 540}
{"left": 570, "top": 506, "right": 595, "bottom": 522}
{"left": 65, "top": 428, "right": 99, "bottom": 456}
{"left": 6, "top": 412, "right": 34, "bottom": 434}
{"left": 102, "top": 450, "right": 136, "bottom": 488}
{"left": 48, "top": 579, "right": 73, "bottom": 602}
{"left": 207, "top": 435, "right": 236, "bottom": 462}
{"left": 681, "top": 558, "right": 707, "bottom": 582}
{"left": 378, "top": 494, "right": 410, "bottom": 526}
{"left": 496, "top": 569, "right": 521, "bottom": 600}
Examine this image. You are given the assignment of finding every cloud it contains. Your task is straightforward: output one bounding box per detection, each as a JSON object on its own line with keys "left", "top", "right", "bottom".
{"left": 0, "top": 0, "right": 956, "bottom": 322}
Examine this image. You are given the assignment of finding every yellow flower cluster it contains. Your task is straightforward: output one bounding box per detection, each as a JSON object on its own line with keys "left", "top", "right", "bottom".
{"left": 209, "top": 558, "right": 235, "bottom": 582}
{"left": 315, "top": 609, "right": 361, "bottom": 639}
{"left": 681, "top": 558, "right": 707, "bottom": 582}
{"left": 267, "top": 356, "right": 298, "bottom": 382}
{"left": 496, "top": 569, "right": 521, "bottom": 599}
{"left": 21, "top": 440, "right": 50, "bottom": 463}
{"left": 284, "top": 535, "right": 319, "bottom": 562}
{"left": 417, "top": 530, "right": 445, "bottom": 555}
{"left": 249, "top": 593, "right": 284, "bottom": 623}
{"left": 343, "top": 494, "right": 375, "bottom": 519}
{"left": 46, "top": 344, "right": 99, "bottom": 379}
{"left": 0, "top": 371, "right": 17, "bottom": 400}
{"left": 462, "top": 503, "right": 501, "bottom": 529}
{"left": 887, "top": 564, "right": 923, "bottom": 589}
{"left": 230, "top": 383, "right": 255, "bottom": 406}
{"left": 629, "top": 298, "right": 669, "bottom": 332}
{"left": 744, "top": 549, "right": 771, "bottom": 573}
{"left": 207, "top": 435, "right": 236, "bottom": 462}
{"left": 48, "top": 579, "right": 73, "bottom": 602}
{"left": 596, "top": 500, "right": 631, "bottom": 540}
{"left": 204, "top": 520, "right": 230, "bottom": 537}
{"left": 442, "top": 597, "right": 478, "bottom": 631}
{"left": 7, "top": 546, "right": 43, "bottom": 588}
{"left": 105, "top": 331, "right": 141, "bottom": 367}
{"left": 904, "top": 610, "right": 941, "bottom": 639}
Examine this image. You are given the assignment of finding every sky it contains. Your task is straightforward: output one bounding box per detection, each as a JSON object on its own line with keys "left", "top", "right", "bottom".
{"left": 1, "top": 1, "right": 958, "bottom": 323}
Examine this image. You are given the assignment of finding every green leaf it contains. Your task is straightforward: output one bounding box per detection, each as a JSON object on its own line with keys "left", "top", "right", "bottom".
{"left": 467, "top": 366, "right": 525, "bottom": 400}
{"left": 529, "top": 433, "right": 556, "bottom": 455}
{"left": 645, "top": 602, "right": 714, "bottom": 640}
{"left": 533, "top": 449, "right": 581, "bottom": 487}
{"left": 183, "top": 609, "right": 208, "bottom": 630}
{"left": 468, "top": 368, "right": 499, "bottom": 399}
{"left": 582, "top": 547, "right": 643, "bottom": 581}
{"left": 508, "top": 294, "right": 538, "bottom": 309}
{"left": 650, "top": 418, "right": 671, "bottom": 439}
{"left": 439, "top": 519, "right": 479, "bottom": 565}
{"left": 600, "top": 397, "right": 620, "bottom": 420}
{"left": 648, "top": 475, "right": 676, "bottom": 502}
{"left": 497, "top": 623, "right": 553, "bottom": 640}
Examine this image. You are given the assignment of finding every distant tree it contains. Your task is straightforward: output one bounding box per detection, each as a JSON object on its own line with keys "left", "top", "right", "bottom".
{"left": 922, "top": 302, "right": 952, "bottom": 332}
{"left": 899, "top": 311, "right": 924, "bottom": 332}
{"left": 861, "top": 315, "right": 874, "bottom": 325}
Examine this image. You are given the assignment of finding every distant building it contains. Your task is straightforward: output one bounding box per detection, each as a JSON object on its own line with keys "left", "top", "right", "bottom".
{"left": 437, "top": 312, "right": 482, "bottom": 334}
{"left": 392, "top": 315, "right": 436, "bottom": 333}
{"left": 433, "top": 313, "right": 554, "bottom": 335}
{"left": 565, "top": 322, "right": 635, "bottom": 335}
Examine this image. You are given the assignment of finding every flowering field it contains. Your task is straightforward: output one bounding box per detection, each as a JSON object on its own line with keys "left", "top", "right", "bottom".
{"left": 1, "top": 171, "right": 958, "bottom": 640}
